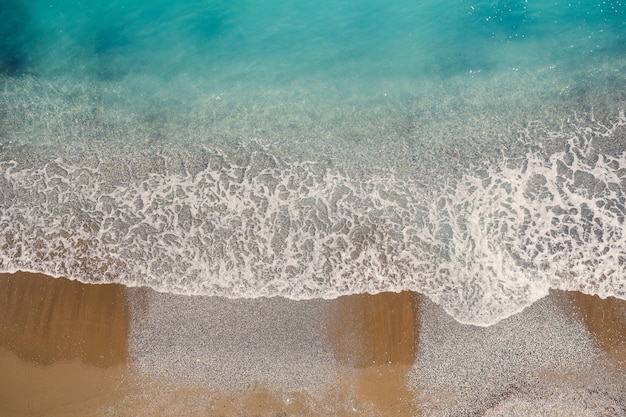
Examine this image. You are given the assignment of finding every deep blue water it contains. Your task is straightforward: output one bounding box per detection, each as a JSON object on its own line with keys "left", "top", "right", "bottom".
{"left": 1, "top": 0, "right": 626, "bottom": 325}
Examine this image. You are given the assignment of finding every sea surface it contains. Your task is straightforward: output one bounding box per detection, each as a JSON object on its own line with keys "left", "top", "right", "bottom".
{"left": 1, "top": 0, "right": 625, "bottom": 325}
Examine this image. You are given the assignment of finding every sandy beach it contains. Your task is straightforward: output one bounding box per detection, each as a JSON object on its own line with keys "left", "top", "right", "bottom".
{"left": 2, "top": 2, "right": 625, "bottom": 416}
{"left": 0, "top": 271, "right": 624, "bottom": 416}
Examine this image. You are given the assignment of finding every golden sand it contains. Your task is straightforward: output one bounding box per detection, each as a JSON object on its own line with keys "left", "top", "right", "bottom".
{"left": 0, "top": 272, "right": 128, "bottom": 367}
{"left": 328, "top": 292, "right": 420, "bottom": 416}
{"left": 0, "top": 272, "right": 129, "bottom": 416}
{"left": 110, "top": 291, "right": 423, "bottom": 417}
{"left": 0, "top": 272, "right": 422, "bottom": 416}
{"left": 568, "top": 292, "right": 626, "bottom": 369}
{"left": 1, "top": 271, "right": 624, "bottom": 416}
{"left": 0, "top": 347, "right": 127, "bottom": 417}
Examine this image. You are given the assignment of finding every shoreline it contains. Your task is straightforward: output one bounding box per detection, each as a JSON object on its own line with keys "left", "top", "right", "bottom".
{"left": 0, "top": 271, "right": 624, "bottom": 416}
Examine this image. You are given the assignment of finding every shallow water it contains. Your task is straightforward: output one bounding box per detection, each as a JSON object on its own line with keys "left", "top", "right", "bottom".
{"left": 1, "top": 0, "right": 626, "bottom": 325}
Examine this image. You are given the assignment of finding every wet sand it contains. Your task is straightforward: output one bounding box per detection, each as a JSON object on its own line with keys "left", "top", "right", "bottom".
{"left": 0, "top": 272, "right": 129, "bottom": 417}
{"left": 0, "top": 271, "right": 625, "bottom": 416}
{"left": 328, "top": 292, "right": 420, "bottom": 416}
{"left": 0, "top": 272, "right": 128, "bottom": 367}
{"left": 568, "top": 292, "right": 626, "bottom": 370}
{"left": 0, "top": 347, "right": 127, "bottom": 417}
{"left": 411, "top": 291, "right": 626, "bottom": 416}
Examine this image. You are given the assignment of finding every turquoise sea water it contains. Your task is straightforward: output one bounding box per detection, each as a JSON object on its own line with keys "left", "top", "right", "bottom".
{"left": 1, "top": 0, "right": 625, "bottom": 325}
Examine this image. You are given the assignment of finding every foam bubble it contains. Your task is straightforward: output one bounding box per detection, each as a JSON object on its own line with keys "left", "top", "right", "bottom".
{"left": 428, "top": 111, "right": 626, "bottom": 323}
{"left": 1, "top": 113, "right": 625, "bottom": 325}
{"left": 0, "top": 151, "right": 432, "bottom": 295}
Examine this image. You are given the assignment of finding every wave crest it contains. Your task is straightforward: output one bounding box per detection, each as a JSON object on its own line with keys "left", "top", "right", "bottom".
{"left": 2, "top": 113, "right": 626, "bottom": 325}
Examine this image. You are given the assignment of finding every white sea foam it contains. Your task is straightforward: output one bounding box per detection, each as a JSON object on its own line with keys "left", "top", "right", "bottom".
{"left": 429, "top": 111, "right": 626, "bottom": 323}
{"left": 1, "top": 113, "right": 625, "bottom": 325}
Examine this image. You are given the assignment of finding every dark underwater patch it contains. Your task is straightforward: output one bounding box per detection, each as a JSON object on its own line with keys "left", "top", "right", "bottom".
{"left": 0, "top": 0, "right": 33, "bottom": 75}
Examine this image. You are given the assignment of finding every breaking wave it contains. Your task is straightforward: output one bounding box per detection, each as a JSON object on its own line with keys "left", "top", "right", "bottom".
{"left": 1, "top": 112, "right": 626, "bottom": 325}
